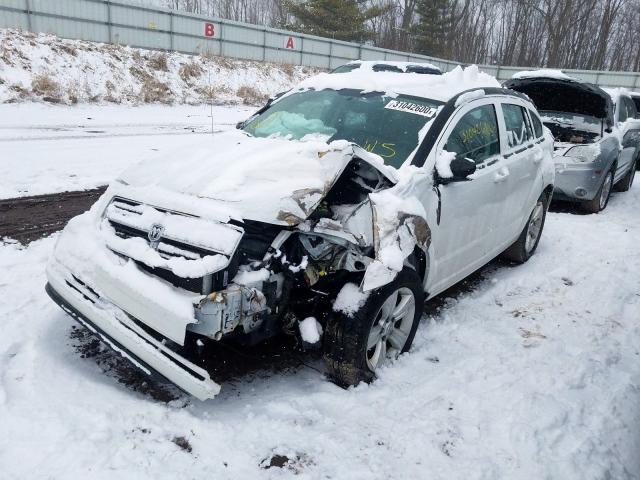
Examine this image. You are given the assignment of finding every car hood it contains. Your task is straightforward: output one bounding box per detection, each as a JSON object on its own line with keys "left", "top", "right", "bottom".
{"left": 504, "top": 77, "right": 614, "bottom": 125}
{"left": 117, "top": 130, "right": 396, "bottom": 226}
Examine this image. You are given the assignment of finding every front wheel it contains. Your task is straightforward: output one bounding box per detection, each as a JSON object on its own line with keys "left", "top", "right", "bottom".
{"left": 502, "top": 192, "right": 548, "bottom": 264}
{"left": 614, "top": 159, "right": 636, "bottom": 192}
{"left": 582, "top": 170, "right": 613, "bottom": 213}
{"left": 323, "top": 269, "right": 424, "bottom": 388}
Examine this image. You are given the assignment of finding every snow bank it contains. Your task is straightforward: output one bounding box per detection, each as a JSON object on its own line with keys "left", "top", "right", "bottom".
{"left": 0, "top": 28, "right": 318, "bottom": 105}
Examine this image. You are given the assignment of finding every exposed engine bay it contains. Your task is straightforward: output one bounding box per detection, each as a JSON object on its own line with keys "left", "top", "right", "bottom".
{"left": 543, "top": 121, "right": 600, "bottom": 145}
{"left": 185, "top": 158, "right": 392, "bottom": 347}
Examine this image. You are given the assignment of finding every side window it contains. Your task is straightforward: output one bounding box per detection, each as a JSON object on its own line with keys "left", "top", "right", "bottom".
{"left": 624, "top": 97, "right": 637, "bottom": 120}
{"left": 444, "top": 104, "right": 500, "bottom": 164}
{"left": 618, "top": 101, "right": 628, "bottom": 123}
{"left": 529, "top": 109, "right": 544, "bottom": 138}
{"left": 502, "top": 104, "right": 533, "bottom": 148}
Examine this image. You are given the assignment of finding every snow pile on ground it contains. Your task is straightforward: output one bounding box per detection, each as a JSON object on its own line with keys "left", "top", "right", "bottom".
{"left": 1, "top": 182, "right": 639, "bottom": 478}
{"left": 0, "top": 28, "right": 318, "bottom": 105}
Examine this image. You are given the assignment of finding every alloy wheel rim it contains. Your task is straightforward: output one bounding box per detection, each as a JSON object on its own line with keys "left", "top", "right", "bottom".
{"left": 600, "top": 173, "right": 613, "bottom": 210}
{"left": 525, "top": 200, "right": 545, "bottom": 254}
{"left": 366, "top": 287, "right": 415, "bottom": 371}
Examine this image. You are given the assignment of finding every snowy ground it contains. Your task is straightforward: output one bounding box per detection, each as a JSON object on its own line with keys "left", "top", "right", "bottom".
{"left": 0, "top": 103, "right": 252, "bottom": 198}
{"left": 1, "top": 106, "right": 640, "bottom": 479}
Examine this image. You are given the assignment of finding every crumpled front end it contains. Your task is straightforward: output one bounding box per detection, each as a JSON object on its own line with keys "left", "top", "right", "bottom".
{"left": 45, "top": 188, "right": 250, "bottom": 400}
{"left": 46, "top": 144, "right": 433, "bottom": 400}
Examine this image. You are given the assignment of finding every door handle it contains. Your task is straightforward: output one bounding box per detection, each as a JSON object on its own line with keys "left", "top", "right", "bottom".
{"left": 493, "top": 167, "right": 510, "bottom": 183}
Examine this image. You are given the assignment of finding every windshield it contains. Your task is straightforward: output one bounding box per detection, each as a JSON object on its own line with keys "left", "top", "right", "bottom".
{"left": 242, "top": 89, "right": 443, "bottom": 168}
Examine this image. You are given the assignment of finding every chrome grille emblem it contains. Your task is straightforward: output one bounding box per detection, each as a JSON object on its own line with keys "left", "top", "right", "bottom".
{"left": 148, "top": 223, "right": 164, "bottom": 249}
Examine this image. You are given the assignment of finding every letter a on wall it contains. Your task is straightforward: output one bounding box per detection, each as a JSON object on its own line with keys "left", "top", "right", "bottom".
{"left": 284, "top": 36, "right": 295, "bottom": 49}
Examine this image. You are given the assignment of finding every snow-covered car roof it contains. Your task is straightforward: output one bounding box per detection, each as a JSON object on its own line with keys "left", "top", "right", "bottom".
{"left": 511, "top": 69, "right": 577, "bottom": 81}
{"left": 296, "top": 64, "right": 501, "bottom": 103}
{"left": 332, "top": 60, "right": 442, "bottom": 75}
{"left": 602, "top": 87, "right": 632, "bottom": 102}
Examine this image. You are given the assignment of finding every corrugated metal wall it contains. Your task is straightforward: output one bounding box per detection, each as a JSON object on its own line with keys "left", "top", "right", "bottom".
{"left": 1, "top": 0, "right": 638, "bottom": 89}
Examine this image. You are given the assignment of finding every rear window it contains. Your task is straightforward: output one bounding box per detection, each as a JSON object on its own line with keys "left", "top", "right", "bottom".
{"left": 623, "top": 97, "right": 637, "bottom": 120}
{"left": 529, "top": 109, "right": 544, "bottom": 138}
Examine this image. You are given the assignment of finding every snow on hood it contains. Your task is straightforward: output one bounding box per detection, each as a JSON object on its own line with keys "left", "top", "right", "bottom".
{"left": 117, "top": 130, "right": 395, "bottom": 226}
{"left": 294, "top": 65, "right": 500, "bottom": 102}
{"left": 511, "top": 69, "right": 576, "bottom": 81}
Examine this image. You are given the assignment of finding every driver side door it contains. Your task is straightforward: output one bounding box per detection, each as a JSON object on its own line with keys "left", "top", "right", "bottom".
{"left": 428, "top": 100, "right": 506, "bottom": 296}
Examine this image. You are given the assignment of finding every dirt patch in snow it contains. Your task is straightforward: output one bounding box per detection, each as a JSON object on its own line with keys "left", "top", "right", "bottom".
{"left": 171, "top": 436, "right": 193, "bottom": 453}
{"left": 0, "top": 187, "right": 106, "bottom": 243}
{"left": 260, "top": 451, "right": 315, "bottom": 473}
{"left": 68, "top": 326, "right": 182, "bottom": 403}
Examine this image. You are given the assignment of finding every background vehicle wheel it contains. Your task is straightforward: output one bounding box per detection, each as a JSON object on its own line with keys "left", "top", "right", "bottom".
{"left": 614, "top": 160, "right": 636, "bottom": 192}
{"left": 502, "top": 192, "right": 548, "bottom": 264}
{"left": 323, "top": 269, "right": 424, "bottom": 388}
{"left": 582, "top": 170, "right": 613, "bottom": 213}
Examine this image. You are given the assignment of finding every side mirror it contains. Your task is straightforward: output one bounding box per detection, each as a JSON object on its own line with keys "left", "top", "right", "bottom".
{"left": 236, "top": 120, "right": 246, "bottom": 130}
{"left": 449, "top": 156, "right": 477, "bottom": 180}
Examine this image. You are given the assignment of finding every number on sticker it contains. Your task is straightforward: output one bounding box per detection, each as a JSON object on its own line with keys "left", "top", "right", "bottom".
{"left": 384, "top": 100, "right": 438, "bottom": 118}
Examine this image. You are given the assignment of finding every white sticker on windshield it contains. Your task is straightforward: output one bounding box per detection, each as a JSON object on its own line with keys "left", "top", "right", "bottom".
{"left": 384, "top": 100, "right": 438, "bottom": 118}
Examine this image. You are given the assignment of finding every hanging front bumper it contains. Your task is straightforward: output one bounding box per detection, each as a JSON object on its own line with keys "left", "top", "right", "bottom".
{"left": 45, "top": 263, "right": 220, "bottom": 401}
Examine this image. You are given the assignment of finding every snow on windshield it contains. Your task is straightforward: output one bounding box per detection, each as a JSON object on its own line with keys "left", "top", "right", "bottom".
{"left": 243, "top": 89, "right": 442, "bottom": 168}
{"left": 243, "top": 89, "right": 443, "bottom": 168}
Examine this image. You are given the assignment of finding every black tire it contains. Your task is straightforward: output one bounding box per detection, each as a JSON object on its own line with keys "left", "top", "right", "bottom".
{"left": 502, "top": 192, "right": 548, "bottom": 264}
{"left": 323, "top": 268, "right": 424, "bottom": 388}
{"left": 582, "top": 170, "right": 613, "bottom": 213}
{"left": 614, "top": 159, "right": 636, "bottom": 192}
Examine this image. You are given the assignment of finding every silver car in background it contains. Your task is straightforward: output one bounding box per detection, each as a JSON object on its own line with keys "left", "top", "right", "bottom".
{"left": 505, "top": 74, "right": 638, "bottom": 212}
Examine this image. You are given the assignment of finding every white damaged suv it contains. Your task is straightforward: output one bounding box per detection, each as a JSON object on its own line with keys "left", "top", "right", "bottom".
{"left": 46, "top": 63, "right": 555, "bottom": 400}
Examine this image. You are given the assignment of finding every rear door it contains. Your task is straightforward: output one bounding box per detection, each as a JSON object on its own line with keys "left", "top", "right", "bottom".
{"left": 621, "top": 96, "right": 640, "bottom": 171}
{"left": 495, "top": 102, "right": 541, "bottom": 245}
{"left": 427, "top": 99, "right": 505, "bottom": 295}
{"left": 615, "top": 96, "right": 636, "bottom": 181}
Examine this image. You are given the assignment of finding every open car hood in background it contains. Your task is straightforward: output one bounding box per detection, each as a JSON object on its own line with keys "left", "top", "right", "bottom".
{"left": 504, "top": 77, "right": 614, "bottom": 124}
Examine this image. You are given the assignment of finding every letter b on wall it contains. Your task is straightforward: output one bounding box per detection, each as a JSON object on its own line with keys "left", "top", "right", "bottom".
{"left": 204, "top": 23, "right": 215, "bottom": 37}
